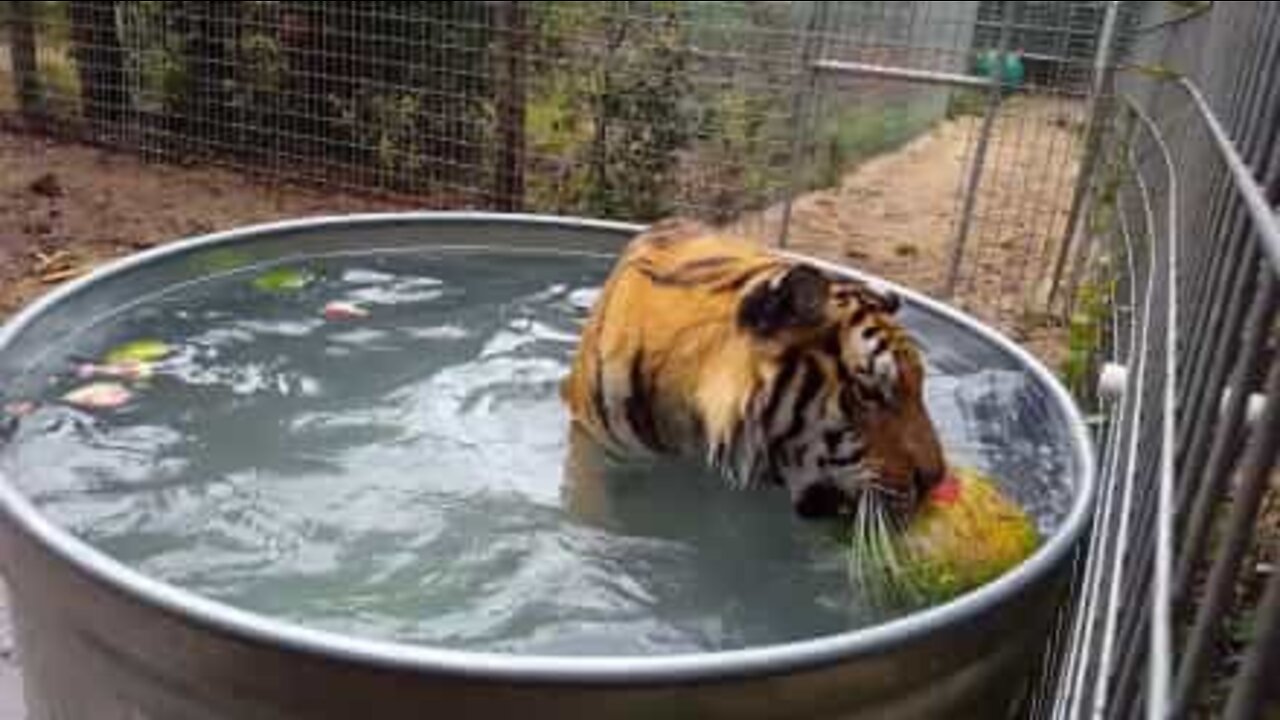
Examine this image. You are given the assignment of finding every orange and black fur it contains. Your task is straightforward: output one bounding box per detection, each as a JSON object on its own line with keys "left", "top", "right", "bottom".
{"left": 561, "top": 219, "right": 947, "bottom": 520}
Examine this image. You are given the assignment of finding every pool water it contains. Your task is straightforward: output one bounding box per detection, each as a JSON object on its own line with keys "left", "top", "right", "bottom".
{"left": 0, "top": 249, "right": 1073, "bottom": 656}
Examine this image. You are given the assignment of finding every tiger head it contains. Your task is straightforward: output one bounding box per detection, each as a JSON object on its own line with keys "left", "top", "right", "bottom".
{"left": 715, "top": 261, "right": 947, "bottom": 520}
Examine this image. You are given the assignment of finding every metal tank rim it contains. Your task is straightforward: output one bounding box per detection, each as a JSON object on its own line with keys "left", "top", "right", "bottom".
{"left": 0, "top": 211, "right": 1096, "bottom": 685}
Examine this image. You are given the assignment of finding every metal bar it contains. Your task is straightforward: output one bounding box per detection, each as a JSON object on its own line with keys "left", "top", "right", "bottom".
{"left": 972, "top": 19, "right": 1105, "bottom": 38}
{"left": 1173, "top": 2, "right": 1273, "bottom": 486}
{"left": 1176, "top": 66, "right": 1253, "bottom": 352}
{"left": 1173, "top": 21, "right": 1280, "bottom": 474}
{"left": 1172, "top": 0, "right": 1244, "bottom": 334}
{"left": 1170, "top": 359, "right": 1280, "bottom": 716}
{"left": 1112, "top": 455, "right": 1163, "bottom": 720}
{"left": 1133, "top": 4, "right": 1213, "bottom": 36}
{"left": 1223, "top": 542, "right": 1280, "bottom": 720}
{"left": 1175, "top": 209, "right": 1253, "bottom": 465}
{"left": 1111, "top": 457, "right": 1161, "bottom": 720}
{"left": 1048, "top": 0, "right": 1122, "bottom": 311}
{"left": 491, "top": 0, "right": 528, "bottom": 213}
{"left": 1169, "top": 0, "right": 1269, "bottom": 533}
{"left": 1110, "top": 125, "right": 1173, "bottom": 720}
{"left": 1175, "top": 76, "right": 1280, "bottom": 274}
{"left": 1146, "top": 100, "right": 1178, "bottom": 720}
{"left": 1092, "top": 138, "right": 1158, "bottom": 720}
{"left": 1057, "top": 183, "right": 1141, "bottom": 720}
{"left": 810, "top": 59, "right": 993, "bottom": 89}
{"left": 1095, "top": 103, "right": 1173, "bottom": 720}
{"left": 942, "top": 0, "right": 1017, "bottom": 299}
{"left": 1176, "top": 89, "right": 1280, "bottom": 513}
{"left": 1174, "top": 274, "right": 1277, "bottom": 602}
{"left": 1175, "top": 65, "right": 1280, "bottom": 535}
{"left": 777, "top": 1, "right": 831, "bottom": 249}
{"left": 7, "top": 0, "right": 44, "bottom": 120}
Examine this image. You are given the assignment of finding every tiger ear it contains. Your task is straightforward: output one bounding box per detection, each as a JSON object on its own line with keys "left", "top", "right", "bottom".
{"left": 737, "top": 265, "right": 830, "bottom": 337}
{"left": 879, "top": 288, "right": 902, "bottom": 314}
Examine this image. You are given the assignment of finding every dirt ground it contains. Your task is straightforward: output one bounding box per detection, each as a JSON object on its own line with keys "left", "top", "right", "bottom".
{"left": 734, "top": 94, "right": 1085, "bottom": 367}
{"left": 0, "top": 126, "right": 420, "bottom": 321}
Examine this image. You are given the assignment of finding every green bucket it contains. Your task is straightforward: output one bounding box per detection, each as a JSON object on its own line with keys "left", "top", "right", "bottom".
{"left": 975, "top": 50, "right": 1026, "bottom": 90}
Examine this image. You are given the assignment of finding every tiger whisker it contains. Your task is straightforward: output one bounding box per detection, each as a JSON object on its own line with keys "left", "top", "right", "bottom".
{"left": 876, "top": 499, "right": 918, "bottom": 606}
{"left": 871, "top": 499, "right": 895, "bottom": 610}
{"left": 848, "top": 488, "right": 873, "bottom": 596}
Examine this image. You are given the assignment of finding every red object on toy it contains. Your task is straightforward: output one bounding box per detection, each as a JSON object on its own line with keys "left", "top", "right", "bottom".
{"left": 929, "top": 473, "right": 963, "bottom": 504}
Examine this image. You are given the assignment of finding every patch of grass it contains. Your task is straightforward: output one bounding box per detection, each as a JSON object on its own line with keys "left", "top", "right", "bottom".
{"left": 524, "top": 75, "right": 595, "bottom": 213}
{"left": 0, "top": 65, "right": 16, "bottom": 114}
{"left": 946, "top": 89, "right": 987, "bottom": 119}
{"left": 811, "top": 103, "right": 931, "bottom": 190}
{"left": 1060, "top": 277, "right": 1112, "bottom": 400}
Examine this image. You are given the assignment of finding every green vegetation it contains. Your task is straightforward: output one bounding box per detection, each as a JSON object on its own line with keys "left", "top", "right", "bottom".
{"left": 810, "top": 103, "right": 932, "bottom": 189}
{"left": 1057, "top": 108, "right": 1138, "bottom": 400}
{"left": 947, "top": 89, "right": 988, "bottom": 119}
{"left": 1061, "top": 277, "right": 1111, "bottom": 399}
{"left": 9, "top": 1, "right": 947, "bottom": 221}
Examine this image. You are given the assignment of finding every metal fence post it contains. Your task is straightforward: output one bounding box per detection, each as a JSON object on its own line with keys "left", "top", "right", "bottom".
{"left": 7, "top": 0, "right": 43, "bottom": 121}
{"left": 492, "top": 0, "right": 528, "bottom": 212}
{"left": 942, "top": 0, "right": 1018, "bottom": 299}
{"left": 777, "top": 1, "right": 831, "bottom": 250}
{"left": 1048, "top": 0, "right": 1123, "bottom": 313}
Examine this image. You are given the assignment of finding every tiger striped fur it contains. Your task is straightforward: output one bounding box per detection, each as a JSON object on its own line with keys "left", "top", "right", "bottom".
{"left": 561, "top": 219, "right": 946, "bottom": 519}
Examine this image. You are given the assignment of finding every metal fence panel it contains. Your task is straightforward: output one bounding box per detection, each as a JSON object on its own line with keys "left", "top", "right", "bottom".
{"left": 1051, "top": 2, "right": 1280, "bottom": 718}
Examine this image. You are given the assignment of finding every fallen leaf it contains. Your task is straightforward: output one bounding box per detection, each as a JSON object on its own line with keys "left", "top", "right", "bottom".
{"left": 105, "top": 339, "right": 171, "bottom": 365}
{"left": 78, "top": 360, "right": 155, "bottom": 381}
{"left": 63, "top": 382, "right": 132, "bottom": 409}
{"left": 33, "top": 249, "right": 70, "bottom": 271}
{"left": 40, "top": 267, "right": 85, "bottom": 284}
{"left": 323, "top": 301, "right": 370, "bottom": 320}
{"left": 253, "top": 267, "right": 313, "bottom": 293}
{"left": 3, "top": 401, "right": 37, "bottom": 418}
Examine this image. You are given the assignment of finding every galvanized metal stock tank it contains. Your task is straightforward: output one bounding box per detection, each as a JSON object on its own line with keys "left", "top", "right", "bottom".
{"left": 0, "top": 214, "right": 1095, "bottom": 720}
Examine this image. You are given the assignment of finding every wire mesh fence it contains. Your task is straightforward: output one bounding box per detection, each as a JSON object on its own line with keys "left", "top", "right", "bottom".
{"left": 0, "top": 1, "right": 1138, "bottom": 344}
{"left": 1048, "top": 2, "right": 1280, "bottom": 718}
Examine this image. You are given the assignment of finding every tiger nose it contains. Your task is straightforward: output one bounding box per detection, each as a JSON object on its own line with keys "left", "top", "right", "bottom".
{"left": 913, "top": 465, "right": 945, "bottom": 497}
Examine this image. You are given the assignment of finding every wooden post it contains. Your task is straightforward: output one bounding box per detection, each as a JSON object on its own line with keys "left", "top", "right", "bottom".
{"left": 184, "top": 1, "right": 240, "bottom": 149}
{"left": 68, "top": 0, "right": 125, "bottom": 140}
{"left": 492, "top": 0, "right": 527, "bottom": 211}
{"left": 8, "top": 1, "right": 43, "bottom": 121}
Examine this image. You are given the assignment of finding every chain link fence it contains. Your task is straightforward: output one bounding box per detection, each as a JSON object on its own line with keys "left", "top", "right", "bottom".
{"left": 1, "top": 1, "right": 1141, "bottom": 343}
{"left": 0, "top": 2, "right": 953, "bottom": 217}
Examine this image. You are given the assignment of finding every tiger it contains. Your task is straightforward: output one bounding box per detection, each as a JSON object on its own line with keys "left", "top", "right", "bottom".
{"left": 559, "top": 218, "right": 947, "bottom": 522}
